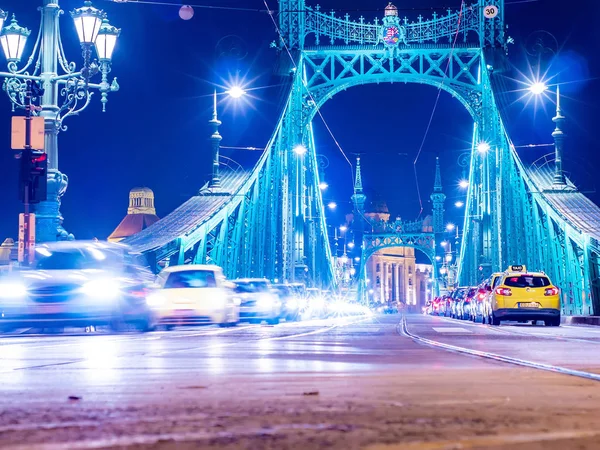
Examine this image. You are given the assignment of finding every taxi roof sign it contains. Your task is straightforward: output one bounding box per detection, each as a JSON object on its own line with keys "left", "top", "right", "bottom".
{"left": 508, "top": 265, "right": 526, "bottom": 272}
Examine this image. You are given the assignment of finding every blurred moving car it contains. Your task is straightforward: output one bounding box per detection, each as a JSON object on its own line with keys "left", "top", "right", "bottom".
{"left": 148, "top": 265, "right": 239, "bottom": 328}
{"left": 0, "top": 241, "right": 156, "bottom": 332}
{"left": 233, "top": 278, "right": 281, "bottom": 324}
{"left": 271, "top": 284, "right": 301, "bottom": 321}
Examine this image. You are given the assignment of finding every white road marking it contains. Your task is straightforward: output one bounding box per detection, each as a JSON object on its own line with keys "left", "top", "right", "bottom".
{"left": 432, "top": 327, "right": 472, "bottom": 333}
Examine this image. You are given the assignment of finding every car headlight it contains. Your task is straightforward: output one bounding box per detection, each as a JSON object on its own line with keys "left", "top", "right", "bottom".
{"left": 257, "top": 294, "right": 275, "bottom": 308}
{"left": 80, "top": 280, "right": 121, "bottom": 300}
{"left": 312, "top": 296, "right": 325, "bottom": 309}
{"left": 0, "top": 282, "right": 27, "bottom": 299}
{"left": 146, "top": 292, "right": 167, "bottom": 308}
{"left": 287, "top": 298, "right": 299, "bottom": 310}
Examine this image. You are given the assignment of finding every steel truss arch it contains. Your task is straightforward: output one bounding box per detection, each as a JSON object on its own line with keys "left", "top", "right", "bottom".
{"left": 301, "top": 48, "right": 482, "bottom": 121}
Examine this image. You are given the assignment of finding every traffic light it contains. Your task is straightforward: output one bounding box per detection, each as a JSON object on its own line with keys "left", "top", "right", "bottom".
{"left": 19, "top": 150, "right": 47, "bottom": 204}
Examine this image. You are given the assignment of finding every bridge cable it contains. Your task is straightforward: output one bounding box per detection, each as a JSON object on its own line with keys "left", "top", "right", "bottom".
{"left": 413, "top": 0, "right": 465, "bottom": 218}
{"left": 262, "top": 1, "right": 353, "bottom": 169}
{"left": 263, "top": 0, "right": 377, "bottom": 234}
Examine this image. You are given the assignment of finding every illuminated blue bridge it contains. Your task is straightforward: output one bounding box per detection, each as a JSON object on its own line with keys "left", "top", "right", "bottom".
{"left": 124, "top": 0, "right": 600, "bottom": 316}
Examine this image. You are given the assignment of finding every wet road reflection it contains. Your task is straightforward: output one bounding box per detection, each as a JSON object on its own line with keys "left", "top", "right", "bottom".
{"left": 4, "top": 315, "right": 600, "bottom": 449}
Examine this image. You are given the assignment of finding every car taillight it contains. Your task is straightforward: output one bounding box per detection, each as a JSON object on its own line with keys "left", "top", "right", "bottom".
{"left": 544, "top": 287, "right": 559, "bottom": 296}
{"left": 131, "top": 287, "right": 150, "bottom": 298}
{"left": 477, "top": 293, "right": 485, "bottom": 301}
{"left": 495, "top": 287, "right": 512, "bottom": 296}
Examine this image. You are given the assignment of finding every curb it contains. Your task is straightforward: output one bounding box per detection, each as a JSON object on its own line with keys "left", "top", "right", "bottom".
{"left": 563, "top": 316, "right": 600, "bottom": 326}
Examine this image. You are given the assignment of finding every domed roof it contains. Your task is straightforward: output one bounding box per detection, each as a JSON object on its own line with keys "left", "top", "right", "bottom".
{"left": 384, "top": 2, "right": 398, "bottom": 16}
{"left": 368, "top": 199, "right": 389, "bottom": 214}
{"left": 130, "top": 187, "right": 154, "bottom": 195}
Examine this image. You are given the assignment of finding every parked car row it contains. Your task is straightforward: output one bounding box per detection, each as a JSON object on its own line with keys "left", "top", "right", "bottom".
{"left": 426, "top": 265, "right": 562, "bottom": 327}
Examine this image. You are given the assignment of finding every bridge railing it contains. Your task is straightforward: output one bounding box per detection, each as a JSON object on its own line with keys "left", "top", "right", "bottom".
{"left": 304, "top": 3, "right": 480, "bottom": 47}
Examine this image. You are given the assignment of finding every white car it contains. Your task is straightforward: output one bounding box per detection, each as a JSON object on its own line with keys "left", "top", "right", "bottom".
{"left": 0, "top": 241, "right": 157, "bottom": 333}
{"left": 148, "top": 265, "right": 239, "bottom": 328}
{"left": 233, "top": 278, "right": 281, "bottom": 325}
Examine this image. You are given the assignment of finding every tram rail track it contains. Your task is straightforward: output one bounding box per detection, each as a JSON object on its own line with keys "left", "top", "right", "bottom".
{"left": 399, "top": 315, "right": 600, "bottom": 383}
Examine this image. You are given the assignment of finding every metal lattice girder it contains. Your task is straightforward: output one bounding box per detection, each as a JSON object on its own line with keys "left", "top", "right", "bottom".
{"left": 302, "top": 48, "right": 482, "bottom": 118}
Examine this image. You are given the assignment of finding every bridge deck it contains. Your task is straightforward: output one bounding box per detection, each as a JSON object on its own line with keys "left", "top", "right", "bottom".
{"left": 527, "top": 165, "right": 600, "bottom": 241}
{"left": 123, "top": 169, "right": 250, "bottom": 254}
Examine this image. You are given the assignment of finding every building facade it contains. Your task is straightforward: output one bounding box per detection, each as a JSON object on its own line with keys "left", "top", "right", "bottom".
{"left": 108, "top": 187, "right": 160, "bottom": 242}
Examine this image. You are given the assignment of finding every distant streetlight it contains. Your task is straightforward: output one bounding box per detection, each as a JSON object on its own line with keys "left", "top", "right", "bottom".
{"left": 477, "top": 142, "right": 490, "bottom": 153}
{"left": 354, "top": 257, "right": 360, "bottom": 262}
{"left": 441, "top": 241, "right": 448, "bottom": 248}
{"left": 455, "top": 201, "right": 464, "bottom": 208}
{"left": 226, "top": 85, "right": 246, "bottom": 99}
{"left": 528, "top": 81, "right": 548, "bottom": 95}
{"left": 348, "top": 241, "right": 355, "bottom": 249}
{"left": 458, "top": 180, "right": 469, "bottom": 189}
{"left": 318, "top": 182, "right": 328, "bottom": 190}
{"left": 445, "top": 223, "right": 456, "bottom": 232}
{"left": 435, "top": 256, "right": 442, "bottom": 261}
{"left": 327, "top": 202, "right": 337, "bottom": 210}
{"left": 339, "top": 225, "right": 348, "bottom": 232}
{"left": 293, "top": 144, "right": 307, "bottom": 156}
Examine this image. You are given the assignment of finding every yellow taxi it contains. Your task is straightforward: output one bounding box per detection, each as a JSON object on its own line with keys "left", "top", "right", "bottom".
{"left": 486, "top": 265, "right": 560, "bottom": 327}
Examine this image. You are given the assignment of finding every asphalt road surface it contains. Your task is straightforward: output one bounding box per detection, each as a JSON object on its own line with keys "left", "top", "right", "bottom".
{"left": 3, "top": 314, "right": 600, "bottom": 449}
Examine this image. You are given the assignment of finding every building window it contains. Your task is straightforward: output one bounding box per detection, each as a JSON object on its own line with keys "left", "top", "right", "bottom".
{"left": 376, "top": 263, "right": 380, "bottom": 273}
{"left": 408, "top": 266, "right": 412, "bottom": 274}
{"left": 409, "top": 278, "right": 413, "bottom": 286}
{"left": 388, "top": 265, "right": 392, "bottom": 273}
{"left": 376, "top": 276, "right": 380, "bottom": 285}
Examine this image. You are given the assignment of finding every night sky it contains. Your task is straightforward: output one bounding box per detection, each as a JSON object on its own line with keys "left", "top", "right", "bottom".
{"left": 0, "top": 0, "right": 597, "bottom": 243}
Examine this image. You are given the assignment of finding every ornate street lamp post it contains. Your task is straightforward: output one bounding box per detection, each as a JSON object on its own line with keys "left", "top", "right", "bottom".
{"left": 0, "top": 1, "right": 120, "bottom": 242}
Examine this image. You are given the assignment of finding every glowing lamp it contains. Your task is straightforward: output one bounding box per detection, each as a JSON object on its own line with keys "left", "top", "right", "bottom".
{"left": 0, "top": 15, "right": 30, "bottom": 62}
{"left": 71, "top": 1, "right": 105, "bottom": 45}
{"left": 226, "top": 86, "right": 246, "bottom": 99}
{"left": 529, "top": 81, "right": 548, "bottom": 95}
{"left": 477, "top": 142, "right": 490, "bottom": 153}
{"left": 293, "top": 144, "right": 307, "bottom": 155}
{"left": 95, "top": 19, "right": 120, "bottom": 61}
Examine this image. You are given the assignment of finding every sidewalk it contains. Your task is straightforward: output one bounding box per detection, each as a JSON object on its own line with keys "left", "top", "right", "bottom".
{"left": 563, "top": 316, "right": 600, "bottom": 326}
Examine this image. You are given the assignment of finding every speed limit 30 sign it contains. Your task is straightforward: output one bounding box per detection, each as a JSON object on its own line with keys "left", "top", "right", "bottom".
{"left": 484, "top": 5, "right": 499, "bottom": 19}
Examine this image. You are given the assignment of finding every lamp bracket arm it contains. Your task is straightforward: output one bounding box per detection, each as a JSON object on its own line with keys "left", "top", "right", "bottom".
{"left": 52, "top": 72, "right": 83, "bottom": 83}
{"left": 0, "top": 72, "right": 41, "bottom": 82}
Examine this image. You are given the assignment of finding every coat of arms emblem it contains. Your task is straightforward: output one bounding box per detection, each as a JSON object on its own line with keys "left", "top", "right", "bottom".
{"left": 379, "top": 2, "right": 408, "bottom": 50}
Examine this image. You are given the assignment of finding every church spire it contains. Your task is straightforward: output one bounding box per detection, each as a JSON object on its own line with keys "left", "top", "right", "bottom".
{"left": 354, "top": 157, "right": 364, "bottom": 193}
{"left": 351, "top": 157, "right": 366, "bottom": 214}
{"left": 430, "top": 157, "right": 446, "bottom": 234}
{"left": 433, "top": 156, "right": 443, "bottom": 193}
